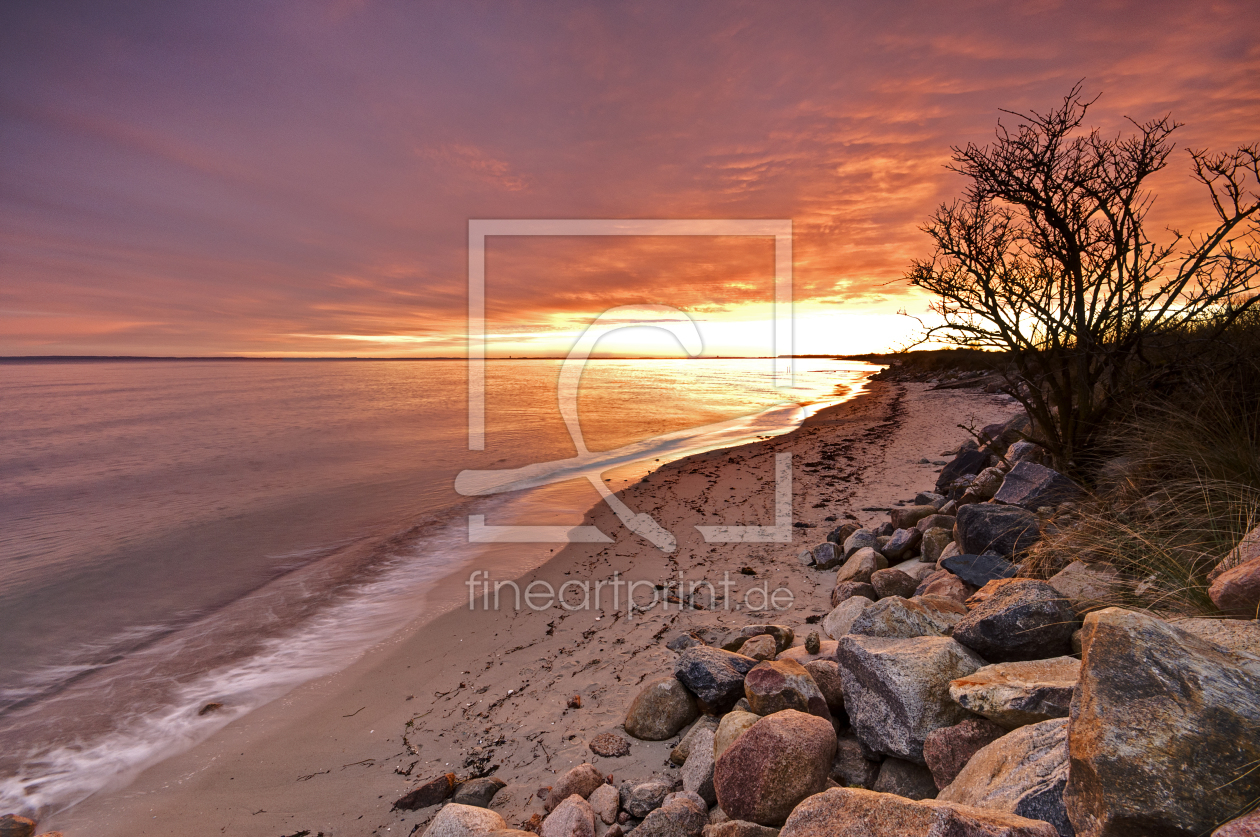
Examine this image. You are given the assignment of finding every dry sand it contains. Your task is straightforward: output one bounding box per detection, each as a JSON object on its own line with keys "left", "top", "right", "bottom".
{"left": 49, "top": 380, "right": 1020, "bottom": 837}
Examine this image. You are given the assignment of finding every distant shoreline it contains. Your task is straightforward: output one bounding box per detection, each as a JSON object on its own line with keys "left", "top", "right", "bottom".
{"left": 0, "top": 355, "right": 842, "bottom": 363}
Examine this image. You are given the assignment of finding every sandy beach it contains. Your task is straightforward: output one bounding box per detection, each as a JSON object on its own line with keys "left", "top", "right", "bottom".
{"left": 49, "top": 379, "right": 1020, "bottom": 837}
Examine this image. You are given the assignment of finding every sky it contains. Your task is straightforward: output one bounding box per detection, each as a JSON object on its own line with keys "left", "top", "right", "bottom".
{"left": 2, "top": 0, "right": 1259, "bottom": 357}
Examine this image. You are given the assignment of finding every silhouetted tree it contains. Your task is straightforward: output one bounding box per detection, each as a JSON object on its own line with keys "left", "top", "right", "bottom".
{"left": 909, "top": 85, "right": 1260, "bottom": 475}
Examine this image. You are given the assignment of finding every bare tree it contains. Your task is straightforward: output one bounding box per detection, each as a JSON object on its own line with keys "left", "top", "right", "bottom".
{"left": 908, "top": 85, "right": 1260, "bottom": 475}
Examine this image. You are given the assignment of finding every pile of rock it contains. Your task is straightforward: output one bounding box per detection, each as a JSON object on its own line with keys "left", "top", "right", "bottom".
{"left": 373, "top": 416, "right": 1260, "bottom": 837}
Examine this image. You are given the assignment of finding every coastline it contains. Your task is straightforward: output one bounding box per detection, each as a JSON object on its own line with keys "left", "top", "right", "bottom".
{"left": 46, "top": 380, "right": 1022, "bottom": 836}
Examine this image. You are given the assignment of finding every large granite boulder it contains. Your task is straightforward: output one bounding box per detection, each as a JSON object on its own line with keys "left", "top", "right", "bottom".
{"left": 831, "top": 582, "right": 877, "bottom": 607}
{"left": 822, "top": 595, "right": 874, "bottom": 639}
{"left": 812, "top": 542, "right": 844, "bottom": 570}
{"left": 542, "top": 795, "right": 597, "bottom": 837}
{"left": 588, "top": 783, "right": 620, "bottom": 825}
{"left": 1209, "top": 555, "right": 1260, "bottom": 618}
{"left": 952, "top": 580, "right": 1077, "bottom": 662}
{"left": 681, "top": 727, "right": 717, "bottom": 805}
{"left": 939, "top": 718, "right": 1072, "bottom": 837}
{"left": 993, "top": 462, "right": 1083, "bottom": 511}
{"left": 1211, "top": 524, "right": 1260, "bottom": 582}
{"left": 779, "top": 787, "right": 1058, "bottom": 837}
{"left": 1064, "top": 608, "right": 1260, "bottom": 837}
{"left": 703, "top": 822, "right": 782, "bottom": 837}
{"left": 872, "top": 757, "right": 939, "bottom": 800}
{"left": 776, "top": 639, "right": 838, "bottom": 665}
{"left": 835, "top": 547, "right": 887, "bottom": 585}
{"left": 871, "top": 568, "right": 919, "bottom": 599}
{"left": 450, "top": 777, "right": 507, "bottom": 808}
{"left": 738, "top": 634, "right": 778, "bottom": 661}
{"left": 743, "top": 658, "right": 831, "bottom": 720}
{"left": 882, "top": 528, "right": 924, "bottom": 561}
{"left": 714, "top": 709, "right": 836, "bottom": 826}
{"left": 0, "top": 817, "right": 36, "bottom": 837}
{"left": 914, "top": 569, "right": 975, "bottom": 605}
{"left": 1213, "top": 810, "right": 1260, "bottom": 837}
{"left": 625, "top": 677, "right": 699, "bottom": 740}
{"left": 923, "top": 718, "right": 1008, "bottom": 790}
{"left": 621, "top": 780, "right": 673, "bottom": 818}
{"left": 955, "top": 504, "right": 1041, "bottom": 558}
{"left": 835, "top": 634, "right": 986, "bottom": 763}
{"left": 546, "top": 764, "right": 606, "bottom": 811}
{"left": 949, "top": 657, "right": 1080, "bottom": 729}
{"left": 674, "top": 646, "right": 758, "bottom": 712}
{"left": 425, "top": 803, "right": 509, "bottom": 837}
{"left": 916, "top": 513, "right": 958, "bottom": 533}
{"left": 847, "top": 595, "right": 967, "bottom": 640}
{"left": 920, "top": 528, "right": 956, "bottom": 565}
{"left": 1046, "top": 562, "right": 1121, "bottom": 614}
{"left": 1170, "top": 617, "right": 1260, "bottom": 658}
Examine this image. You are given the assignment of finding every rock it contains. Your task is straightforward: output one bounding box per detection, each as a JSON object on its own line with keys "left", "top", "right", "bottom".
{"left": 831, "top": 582, "right": 877, "bottom": 608}
{"left": 835, "top": 634, "right": 986, "bottom": 763}
{"left": 962, "top": 467, "right": 1007, "bottom": 503}
{"left": 914, "top": 569, "right": 976, "bottom": 605}
{"left": 1209, "top": 555, "right": 1260, "bottom": 618}
{"left": 0, "top": 818, "right": 36, "bottom": 837}
{"left": 589, "top": 784, "right": 621, "bottom": 825}
{"left": 775, "top": 639, "right": 838, "bottom": 665}
{"left": 882, "top": 528, "right": 923, "bottom": 561}
{"left": 871, "top": 568, "right": 919, "bottom": 599}
{"left": 681, "top": 727, "right": 717, "bottom": 805}
{"left": 892, "top": 558, "right": 939, "bottom": 582}
{"left": 966, "top": 578, "right": 1021, "bottom": 609}
{"left": 714, "top": 709, "right": 837, "bottom": 826}
{"left": 872, "top": 757, "right": 939, "bottom": 800}
{"left": 941, "top": 553, "right": 1018, "bottom": 587}
{"left": 1007, "top": 441, "right": 1047, "bottom": 465}
{"left": 739, "top": 625, "right": 795, "bottom": 652}
{"left": 949, "top": 657, "right": 1079, "bottom": 729}
{"left": 546, "top": 764, "right": 606, "bottom": 812}
{"left": 634, "top": 795, "right": 708, "bottom": 837}
{"left": 835, "top": 547, "right": 887, "bottom": 585}
{"left": 667, "top": 632, "right": 709, "bottom": 652}
{"left": 591, "top": 733, "right": 632, "bottom": 758}
{"left": 733, "top": 697, "right": 752, "bottom": 712}
{"left": 778, "top": 787, "right": 1059, "bottom": 837}
{"left": 702, "top": 821, "right": 781, "bottom": 837}
{"left": 1211, "top": 524, "right": 1260, "bottom": 582}
{"left": 804, "top": 632, "right": 821, "bottom": 654}
{"left": 396, "top": 772, "right": 458, "bottom": 810}
{"left": 993, "top": 462, "right": 1083, "bottom": 511}
{"left": 452, "top": 777, "right": 508, "bottom": 808}
{"left": 938, "top": 540, "right": 962, "bottom": 564}
{"left": 952, "top": 580, "right": 1077, "bottom": 662}
{"left": 670, "top": 716, "right": 720, "bottom": 765}
{"left": 822, "top": 595, "right": 874, "bottom": 639}
{"left": 1170, "top": 617, "right": 1260, "bottom": 658}
{"left": 916, "top": 514, "right": 958, "bottom": 533}
{"left": 828, "top": 522, "right": 861, "bottom": 545}
{"left": 625, "top": 677, "right": 700, "bottom": 740}
{"left": 955, "top": 504, "right": 1041, "bottom": 558}
{"left": 621, "top": 780, "right": 673, "bottom": 818}
{"left": 796, "top": 548, "right": 816, "bottom": 567}
{"left": 543, "top": 795, "right": 598, "bottom": 837}
{"left": 923, "top": 718, "right": 1007, "bottom": 790}
{"left": 939, "top": 719, "right": 1071, "bottom": 837}
{"left": 1214, "top": 810, "right": 1260, "bottom": 836}
{"left": 937, "top": 449, "right": 994, "bottom": 494}
{"left": 917, "top": 491, "right": 947, "bottom": 506}
{"left": 673, "top": 647, "right": 758, "bottom": 713}
{"left": 425, "top": 803, "right": 508, "bottom": 837}
{"left": 842, "top": 528, "right": 878, "bottom": 558}
{"left": 1046, "top": 563, "right": 1121, "bottom": 614}
{"left": 803, "top": 659, "right": 845, "bottom": 713}
{"left": 892, "top": 505, "right": 940, "bottom": 530}
{"left": 714, "top": 710, "right": 761, "bottom": 759}
{"left": 743, "top": 659, "right": 831, "bottom": 720}
{"left": 831, "top": 730, "right": 882, "bottom": 789}
{"left": 920, "top": 528, "right": 956, "bottom": 565}
{"left": 738, "top": 635, "right": 778, "bottom": 661}
{"left": 1065, "top": 609, "right": 1260, "bottom": 837}
{"left": 848, "top": 595, "right": 967, "bottom": 640}
{"left": 812, "top": 542, "right": 844, "bottom": 570}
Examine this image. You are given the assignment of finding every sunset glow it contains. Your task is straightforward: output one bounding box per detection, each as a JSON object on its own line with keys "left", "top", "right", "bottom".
{"left": 2, "top": 1, "right": 1259, "bottom": 356}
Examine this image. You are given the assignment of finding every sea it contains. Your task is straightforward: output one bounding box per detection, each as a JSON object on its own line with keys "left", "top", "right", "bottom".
{"left": 0, "top": 357, "right": 876, "bottom": 817}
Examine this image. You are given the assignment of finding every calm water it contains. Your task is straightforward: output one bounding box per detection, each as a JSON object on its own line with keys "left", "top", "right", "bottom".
{"left": 0, "top": 358, "right": 874, "bottom": 816}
